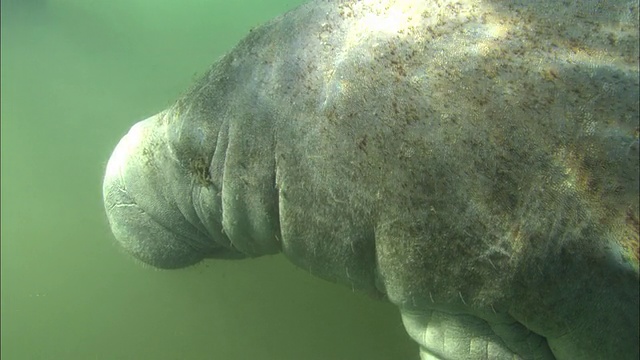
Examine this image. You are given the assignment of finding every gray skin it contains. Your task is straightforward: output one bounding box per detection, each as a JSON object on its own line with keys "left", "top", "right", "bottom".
{"left": 103, "top": 0, "right": 639, "bottom": 359}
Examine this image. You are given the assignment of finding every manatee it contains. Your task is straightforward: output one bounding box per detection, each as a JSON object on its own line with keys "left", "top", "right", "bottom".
{"left": 102, "top": 0, "right": 639, "bottom": 358}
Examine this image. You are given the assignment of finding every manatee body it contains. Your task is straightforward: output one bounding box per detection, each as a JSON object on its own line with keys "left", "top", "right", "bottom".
{"left": 103, "top": 0, "right": 639, "bottom": 358}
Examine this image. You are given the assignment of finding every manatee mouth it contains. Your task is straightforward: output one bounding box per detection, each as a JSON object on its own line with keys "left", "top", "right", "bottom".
{"left": 202, "top": 247, "right": 247, "bottom": 260}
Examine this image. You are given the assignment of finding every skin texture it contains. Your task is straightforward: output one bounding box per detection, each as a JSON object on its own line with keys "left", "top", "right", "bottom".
{"left": 103, "top": 1, "right": 639, "bottom": 359}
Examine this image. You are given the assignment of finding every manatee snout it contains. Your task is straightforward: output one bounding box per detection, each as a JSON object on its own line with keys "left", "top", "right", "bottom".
{"left": 103, "top": 114, "right": 212, "bottom": 269}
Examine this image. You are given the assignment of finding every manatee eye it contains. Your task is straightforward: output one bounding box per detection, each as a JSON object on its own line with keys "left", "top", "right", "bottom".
{"left": 189, "top": 157, "right": 213, "bottom": 187}
{"left": 627, "top": 138, "right": 639, "bottom": 160}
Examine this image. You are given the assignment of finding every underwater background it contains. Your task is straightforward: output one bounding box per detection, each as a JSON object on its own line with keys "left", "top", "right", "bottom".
{"left": 0, "top": 0, "right": 417, "bottom": 358}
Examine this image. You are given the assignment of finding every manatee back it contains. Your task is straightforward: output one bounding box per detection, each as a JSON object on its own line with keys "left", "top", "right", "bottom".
{"left": 184, "top": 0, "right": 638, "bottom": 308}
{"left": 202, "top": 0, "right": 639, "bottom": 357}
{"left": 126, "top": 0, "right": 638, "bottom": 357}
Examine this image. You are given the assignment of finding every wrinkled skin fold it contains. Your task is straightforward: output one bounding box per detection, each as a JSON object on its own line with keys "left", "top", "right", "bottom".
{"left": 103, "top": 1, "right": 639, "bottom": 359}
